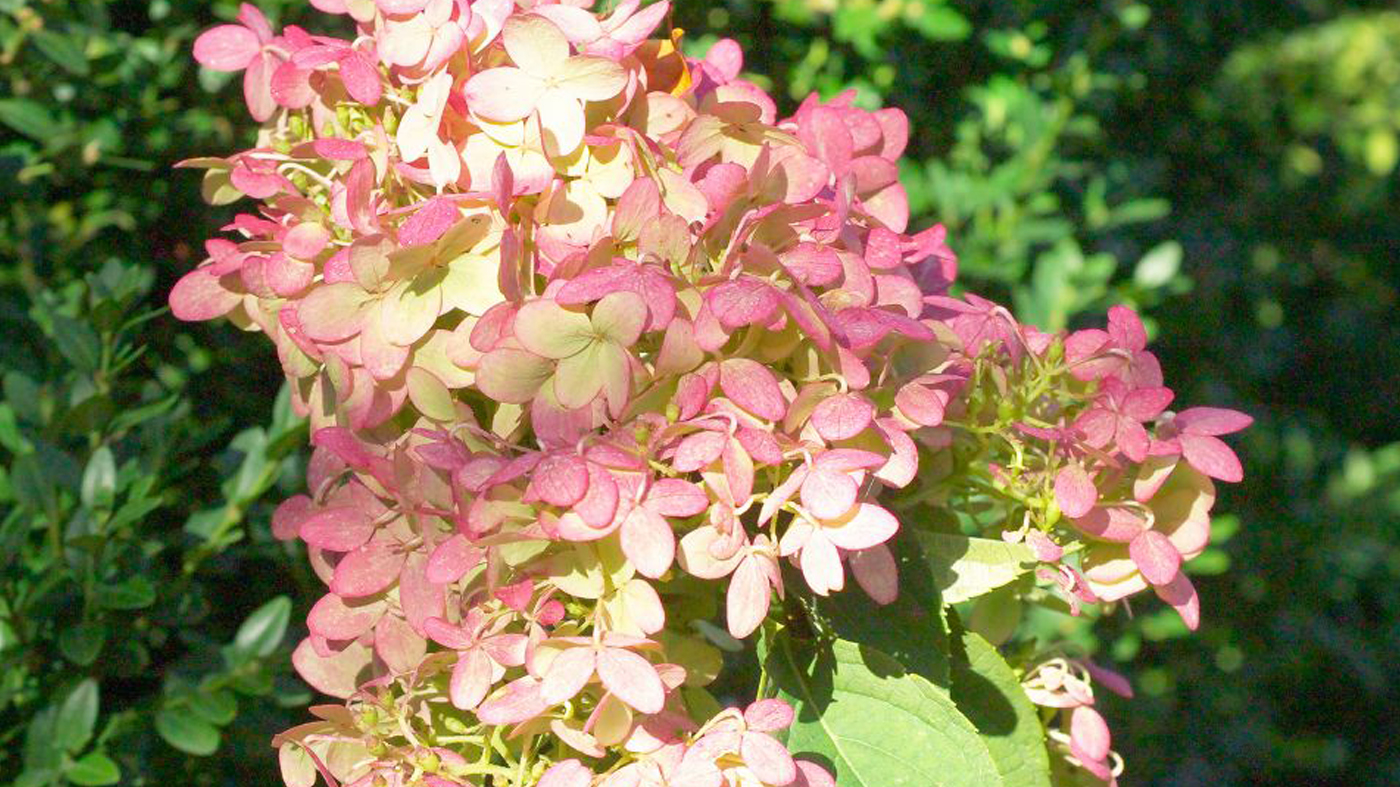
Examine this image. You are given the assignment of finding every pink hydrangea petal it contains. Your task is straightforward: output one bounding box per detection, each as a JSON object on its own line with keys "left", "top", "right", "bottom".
{"left": 477, "top": 677, "right": 550, "bottom": 725}
{"left": 1069, "top": 706, "right": 1112, "bottom": 762}
{"left": 1179, "top": 433, "right": 1244, "bottom": 482}
{"left": 727, "top": 555, "right": 772, "bottom": 639}
{"left": 298, "top": 507, "right": 375, "bottom": 552}
{"left": 541, "top": 645, "right": 597, "bottom": 706}
{"left": 800, "top": 467, "right": 858, "bottom": 521}
{"left": 1129, "top": 529, "right": 1182, "bottom": 586}
{"left": 1055, "top": 465, "right": 1098, "bottom": 519}
{"left": 849, "top": 543, "right": 899, "bottom": 605}
{"left": 170, "top": 269, "right": 242, "bottom": 321}
{"left": 292, "top": 637, "right": 372, "bottom": 699}
{"left": 741, "top": 732, "right": 797, "bottom": 786}
{"left": 450, "top": 647, "right": 496, "bottom": 710}
{"left": 719, "top": 358, "right": 787, "bottom": 421}
{"left": 464, "top": 67, "right": 543, "bottom": 122}
{"left": 621, "top": 507, "right": 675, "bottom": 579}
{"left": 810, "top": 393, "right": 875, "bottom": 441}
{"left": 646, "top": 478, "right": 708, "bottom": 517}
{"left": 823, "top": 503, "right": 899, "bottom": 551}
{"left": 597, "top": 646, "right": 665, "bottom": 714}
{"left": 193, "top": 24, "right": 261, "bottom": 71}
{"left": 539, "top": 760, "right": 594, "bottom": 787}
{"left": 331, "top": 541, "right": 407, "bottom": 597}
{"left": 1174, "top": 407, "right": 1254, "bottom": 436}
{"left": 1153, "top": 570, "right": 1201, "bottom": 630}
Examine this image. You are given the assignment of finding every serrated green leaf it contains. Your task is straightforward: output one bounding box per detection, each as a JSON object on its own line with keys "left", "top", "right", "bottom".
{"left": 154, "top": 707, "right": 221, "bottom": 756}
{"left": 950, "top": 629, "right": 1053, "bottom": 787}
{"left": 55, "top": 679, "right": 99, "bottom": 753}
{"left": 914, "top": 532, "right": 1036, "bottom": 605}
{"left": 768, "top": 637, "right": 1003, "bottom": 787}
{"left": 232, "top": 595, "right": 291, "bottom": 659}
{"left": 0, "top": 99, "right": 55, "bottom": 141}
{"left": 94, "top": 575, "right": 155, "bottom": 610}
{"left": 66, "top": 751, "right": 120, "bottom": 786}
{"left": 31, "top": 29, "right": 89, "bottom": 76}
{"left": 816, "top": 533, "right": 950, "bottom": 688}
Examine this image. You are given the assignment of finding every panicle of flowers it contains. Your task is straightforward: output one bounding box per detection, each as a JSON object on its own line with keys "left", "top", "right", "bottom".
{"left": 175, "top": 2, "right": 1249, "bottom": 785}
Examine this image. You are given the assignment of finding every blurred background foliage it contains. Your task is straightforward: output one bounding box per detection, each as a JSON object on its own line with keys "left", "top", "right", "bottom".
{"left": 0, "top": 0, "right": 1396, "bottom": 785}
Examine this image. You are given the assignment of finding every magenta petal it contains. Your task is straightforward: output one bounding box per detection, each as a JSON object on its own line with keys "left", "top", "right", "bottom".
{"left": 1180, "top": 433, "right": 1244, "bottom": 482}
{"left": 1154, "top": 571, "right": 1201, "bottom": 630}
{"left": 1055, "top": 465, "right": 1098, "bottom": 519}
{"left": 193, "top": 24, "right": 260, "bottom": 71}
{"left": 646, "top": 479, "right": 709, "bottom": 517}
{"left": 596, "top": 646, "right": 665, "bottom": 714}
{"left": 719, "top": 358, "right": 787, "bottom": 421}
{"left": 330, "top": 541, "right": 407, "bottom": 597}
{"left": 426, "top": 534, "right": 483, "bottom": 584}
{"left": 1129, "top": 530, "right": 1182, "bottom": 586}
{"left": 298, "top": 507, "right": 375, "bottom": 552}
{"left": 810, "top": 393, "right": 875, "bottom": 442}
{"left": 708, "top": 277, "right": 778, "bottom": 330}
{"left": 531, "top": 453, "right": 590, "bottom": 507}
{"left": 170, "top": 269, "right": 242, "bottom": 322}
{"left": 306, "top": 593, "right": 383, "bottom": 641}
{"left": 1174, "top": 407, "right": 1254, "bottom": 436}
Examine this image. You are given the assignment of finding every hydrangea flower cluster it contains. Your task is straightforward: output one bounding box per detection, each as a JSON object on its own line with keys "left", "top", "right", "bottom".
{"left": 174, "top": 3, "right": 1250, "bottom": 785}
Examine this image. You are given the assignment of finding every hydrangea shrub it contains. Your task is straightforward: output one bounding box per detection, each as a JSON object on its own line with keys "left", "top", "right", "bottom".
{"left": 172, "top": 2, "right": 1250, "bottom": 785}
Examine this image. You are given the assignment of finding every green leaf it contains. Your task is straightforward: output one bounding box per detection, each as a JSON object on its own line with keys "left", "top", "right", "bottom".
{"left": 55, "top": 679, "right": 99, "bottom": 753}
{"left": 767, "top": 637, "right": 1003, "bottom": 787}
{"left": 950, "top": 628, "right": 1053, "bottom": 787}
{"left": 31, "top": 29, "right": 90, "bottom": 76}
{"left": 815, "top": 533, "right": 950, "bottom": 687}
{"left": 80, "top": 447, "right": 117, "bottom": 509}
{"left": 58, "top": 622, "right": 108, "bottom": 666}
{"left": 10, "top": 452, "right": 57, "bottom": 515}
{"left": 154, "top": 707, "right": 221, "bottom": 756}
{"left": 94, "top": 575, "right": 155, "bottom": 610}
{"left": 913, "top": 532, "right": 1036, "bottom": 605}
{"left": 189, "top": 689, "right": 238, "bottom": 726}
{"left": 66, "top": 751, "right": 120, "bottom": 786}
{"left": 908, "top": 6, "right": 972, "bottom": 41}
{"left": 232, "top": 595, "right": 291, "bottom": 659}
{"left": 1134, "top": 241, "right": 1183, "bottom": 290}
{"left": 0, "top": 99, "right": 55, "bottom": 141}
{"left": 50, "top": 314, "right": 101, "bottom": 373}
